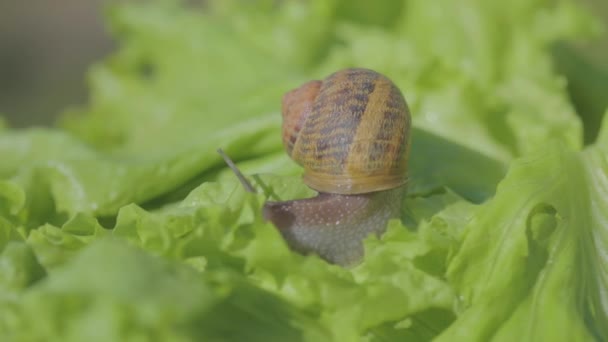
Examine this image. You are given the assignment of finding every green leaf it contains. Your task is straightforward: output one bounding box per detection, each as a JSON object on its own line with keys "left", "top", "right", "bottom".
{"left": 0, "top": 0, "right": 605, "bottom": 340}
{"left": 7, "top": 239, "right": 327, "bottom": 341}
{"left": 438, "top": 140, "right": 608, "bottom": 341}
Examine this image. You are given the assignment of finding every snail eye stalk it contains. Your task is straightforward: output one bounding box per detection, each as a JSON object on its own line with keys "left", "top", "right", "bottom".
{"left": 217, "top": 148, "right": 256, "bottom": 194}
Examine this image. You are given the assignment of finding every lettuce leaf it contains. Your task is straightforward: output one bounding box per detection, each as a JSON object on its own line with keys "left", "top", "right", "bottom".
{"left": 0, "top": 0, "right": 606, "bottom": 341}
{"left": 5, "top": 239, "right": 328, "bottom": 342}
{"left": 439, "top": 139, "right": 608, "bottom": 341}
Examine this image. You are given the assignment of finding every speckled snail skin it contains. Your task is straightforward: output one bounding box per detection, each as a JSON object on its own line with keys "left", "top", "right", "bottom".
{"left": 263, "top": 68, "right": 412, "bottom": 266}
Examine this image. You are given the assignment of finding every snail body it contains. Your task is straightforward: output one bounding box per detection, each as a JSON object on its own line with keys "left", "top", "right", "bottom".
{"left": 264, "top": 68, "right": 411, "bottom": 266}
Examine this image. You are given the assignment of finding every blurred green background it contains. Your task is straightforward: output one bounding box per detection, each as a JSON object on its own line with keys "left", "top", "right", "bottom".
{"left": 1, "top": 0, "right": 606, "bottom": 129}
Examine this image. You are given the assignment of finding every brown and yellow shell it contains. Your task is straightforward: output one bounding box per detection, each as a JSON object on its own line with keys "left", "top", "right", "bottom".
{"left": 281, "top": 68, "right": 411, "bottom": 195}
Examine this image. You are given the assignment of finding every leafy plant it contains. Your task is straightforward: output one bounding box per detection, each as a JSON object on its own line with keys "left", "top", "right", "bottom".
{"left": 1, "top": 0, "right": 606, "bottom": 340}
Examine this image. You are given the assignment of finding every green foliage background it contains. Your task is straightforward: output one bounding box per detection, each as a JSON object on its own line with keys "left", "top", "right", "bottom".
{"left": 1, "top": 0, "right": 607, "bottom": 341}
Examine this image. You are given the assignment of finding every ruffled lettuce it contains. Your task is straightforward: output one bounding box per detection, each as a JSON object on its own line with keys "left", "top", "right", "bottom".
{"left": 0, "top": 0, "right": 606, "bottom": 341}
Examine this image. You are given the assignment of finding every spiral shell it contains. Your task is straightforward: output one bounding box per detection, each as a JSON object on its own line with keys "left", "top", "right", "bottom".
{"left": 281, "top": 68, "right": 411, "bottom": 195}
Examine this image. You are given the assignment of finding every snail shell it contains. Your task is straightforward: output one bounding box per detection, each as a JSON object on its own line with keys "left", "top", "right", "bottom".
{"left": 281, "top": 68, "right": 411, "bottom": 195}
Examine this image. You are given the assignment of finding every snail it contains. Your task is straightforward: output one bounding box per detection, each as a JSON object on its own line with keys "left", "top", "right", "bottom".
{"left": 220, "top": 68, "right": 411, "bottom": 266}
